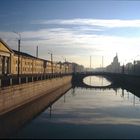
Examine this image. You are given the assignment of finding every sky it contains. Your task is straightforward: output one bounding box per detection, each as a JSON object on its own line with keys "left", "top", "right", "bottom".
{"left": 1, "top": 0, "right": 140, "bottom": 68}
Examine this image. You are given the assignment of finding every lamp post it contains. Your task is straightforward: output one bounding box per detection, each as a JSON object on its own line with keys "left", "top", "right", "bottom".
{"left": 13, "top": 32, "right": 21, "bottom": 76}
{"left": 62, "top": 56, "right": 66, "bottom": 74}
{"left": 90, "top": 55, "right": 91, "bottom": 72}
{"left": 102, "top": 56, "right": 104, "bottom": 72}
{"left": 36, "top": 46, "right": 38, "bottom": 58}
{"left": 48, "top": 51, "right": 53, "bottom": 76}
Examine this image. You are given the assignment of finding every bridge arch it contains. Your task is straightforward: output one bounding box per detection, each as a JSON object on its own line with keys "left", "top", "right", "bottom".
{"left": 72, "top": 72, "right": 118, "bottom": 89}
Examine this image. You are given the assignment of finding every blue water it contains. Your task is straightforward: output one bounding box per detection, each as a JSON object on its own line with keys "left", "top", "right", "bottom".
{"left": 13, "top": 76, "right": 140, "bottom": 139}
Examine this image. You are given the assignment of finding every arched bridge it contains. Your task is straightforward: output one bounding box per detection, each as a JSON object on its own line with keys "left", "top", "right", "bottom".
{"left": 72, "top": 71, "right": 140, "bottom": 90}
{"left": 72, "top": 72, "right": 119, "bottom": 89}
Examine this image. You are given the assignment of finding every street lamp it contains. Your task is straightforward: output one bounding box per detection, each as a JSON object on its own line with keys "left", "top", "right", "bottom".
{"left": 62, "top": 56, "right": 66, "bottom": 74}
{"left": 48, "top": 51, "right": 53, "bottom": 75}
{"left": 102, "top": 56, "right": 104, "bottom": 72}
{"left": 36, "top": 46, "right": 38, "bottom": 58}
{"left": 90, "top": 56, "right": 91, "bottom": 71}
{"left": 13, "top": 32, "right": 21, "bottom": 76}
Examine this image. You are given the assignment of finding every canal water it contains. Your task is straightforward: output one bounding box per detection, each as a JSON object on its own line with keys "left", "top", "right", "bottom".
{"left": 12, "top": 76, "right": 140, "bottom": 139}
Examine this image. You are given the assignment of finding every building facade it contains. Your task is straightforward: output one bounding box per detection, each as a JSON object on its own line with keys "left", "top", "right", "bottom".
{"left": 0, "top": 39, "right": 13, "bottom": 75}
{"left": 0, "top": 38, "right": 85, "bottom": 76}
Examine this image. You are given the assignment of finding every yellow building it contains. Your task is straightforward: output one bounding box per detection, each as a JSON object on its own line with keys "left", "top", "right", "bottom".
{"left": 60, "top": 62, "right": 69, "bottom": 74}
{"left": 0, "top": 38, "right": 82, "bottom": 76}
{"left": 44, "top": 60, "right": 52, "bottom": 74}
{"left": 11, "top": 49, "right": 57, "bottom": 75}
{"left": 56, "top": 63, "right": 61, "bottom": 74}
{"left": 0, "top": 39, "right": 13, "bottom": 75}
{"left": 53, "top": 62, "right": 61, "bottom": 74}
{"left": 12, "top": 50, "right": 46, "bottom": 75}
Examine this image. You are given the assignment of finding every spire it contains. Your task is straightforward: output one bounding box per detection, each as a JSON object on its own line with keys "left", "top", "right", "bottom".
{"left": 113, "top": 53, "right": 118, "bottom": 63}
{"left": 116, "top": 52, "right": 118, "bottom": 58}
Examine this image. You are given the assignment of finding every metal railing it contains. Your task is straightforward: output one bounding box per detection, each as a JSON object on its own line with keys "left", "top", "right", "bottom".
{"left": 0, "top": 73, "right": 72, "bottom": 88}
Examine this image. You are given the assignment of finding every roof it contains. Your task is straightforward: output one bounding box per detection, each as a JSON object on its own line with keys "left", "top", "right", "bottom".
{"left": 12, "top": 49, "right": 37, "bottom": 59}
{"left": 13, "top": 49, "right": 51, "bottom": 63}
{"left": 0, "top": 38, "right": 14, "bottom": 53}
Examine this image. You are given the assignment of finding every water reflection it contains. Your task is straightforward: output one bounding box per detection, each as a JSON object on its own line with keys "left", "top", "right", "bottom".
{"left": 83, "top": 76, "right": 111, "bottom": 87}
{"left": 0, "top": 83, "right": 72, "bottom": 138}
{"left": 49, "top": 105, "right": 52, "bottom": 118}
{"left": 114, "top": 88, "right": 140, "bottom": 107}
{"left": 2, "top": 76, "right": 140, "bottom": 139}
{"left": 13, "top": 86, "right": 140, "bottom": 139}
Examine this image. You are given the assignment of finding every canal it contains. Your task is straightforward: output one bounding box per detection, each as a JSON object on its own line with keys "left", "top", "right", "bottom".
{"left": 4, "top": 76, "right": 140, "bottom": 139}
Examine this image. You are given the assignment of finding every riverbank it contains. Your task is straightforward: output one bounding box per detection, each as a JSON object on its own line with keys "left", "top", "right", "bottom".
{"left": 0, "top": 75, "right": 72, "bottom": 116}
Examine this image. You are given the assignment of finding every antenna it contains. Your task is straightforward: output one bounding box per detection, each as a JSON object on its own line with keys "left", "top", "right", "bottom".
{"left": 90, "top": 56, "right": 91, "bottom": 69}
{"left": 36, "top": 46, "right": 38, "bottom": 57}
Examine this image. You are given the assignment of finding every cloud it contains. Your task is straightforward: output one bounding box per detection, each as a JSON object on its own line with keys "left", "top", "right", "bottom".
{"left": 34, "top": 19, "right": 140, "bottom": 28}
{"left": 1, "top": 21, "right": 140, "bottom": 67}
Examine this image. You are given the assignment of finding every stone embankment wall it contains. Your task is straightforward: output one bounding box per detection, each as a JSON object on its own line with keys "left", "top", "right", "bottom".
{"left": 0, "top": 75, "right": 72, "bottom": 115}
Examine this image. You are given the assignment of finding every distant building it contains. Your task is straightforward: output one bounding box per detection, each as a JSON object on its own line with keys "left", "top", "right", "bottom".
{"left": 0, "top": 38, "right": 13, "bottom": 75}
{"left": 0, "top": 38, "right": 85, "bottom": 76}
{"left": 106, "top": 54, "right": 121, "bottom": 73}
{"left": 125, "top": 62, "right": 133, "bottom": 74}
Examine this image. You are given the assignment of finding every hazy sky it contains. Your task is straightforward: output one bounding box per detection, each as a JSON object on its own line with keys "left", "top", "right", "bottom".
{"left": 1, "top": 0, "right": 140, "bottom": 67}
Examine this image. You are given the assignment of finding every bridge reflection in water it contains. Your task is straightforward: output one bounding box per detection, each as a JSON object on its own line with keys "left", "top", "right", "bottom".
{"left": 78, "top": 75, "right": 118, "bottom": 89}
{"left": 14, "top": 79, "right": 140, "bottom": 139}
{"left": 81, "top": 75, "right": 140, "bottom": 104}
{"left": 72, "top": 73, "right": 119, "bottom": 90}
{"left": 72, "top": 74, "right": 140, "bottom": 111}
{"left": 1, "top": 74, "right": 140, "bottom": 139}
{"left": 72, "top": 72, "right": 140, "bottom": 98}
{"left": 83, "top": 76, "right": 111, "bottom": 86}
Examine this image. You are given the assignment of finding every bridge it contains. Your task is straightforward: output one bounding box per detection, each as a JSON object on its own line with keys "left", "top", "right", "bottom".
{"left": 72, "top": 71, "right": 140, "bottom": 90}
{"left": 72, "top": 72, "right": 118, "bottom": 90}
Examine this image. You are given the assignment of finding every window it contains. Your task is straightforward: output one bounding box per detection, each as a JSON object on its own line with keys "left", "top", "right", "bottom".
{"left": 0, "top": 56, "right": 2, "bottom": 74}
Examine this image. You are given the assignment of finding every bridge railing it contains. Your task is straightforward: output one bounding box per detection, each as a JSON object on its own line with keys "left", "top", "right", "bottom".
{"left": 73, "top": 71, "right": 140, "bottom": 77}
{"left": 0, "top": 73, "right": 72, "bottom": 88}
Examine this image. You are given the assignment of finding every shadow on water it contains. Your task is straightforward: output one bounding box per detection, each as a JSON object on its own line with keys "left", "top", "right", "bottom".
{"left": 73, "top": 75, "right": 140, "bottom": 99}
{"left": 18, "top": 122, "right": 140, "bottom": 139}
{"left": 0, "top": 83, "right": 72, "bottom": 138}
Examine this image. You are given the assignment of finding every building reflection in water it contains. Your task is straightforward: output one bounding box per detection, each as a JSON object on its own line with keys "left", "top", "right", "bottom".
{"left": 0, "top": 84, "right": 72, "bottom": 138}
{"left": 127, "top": 91, "right": 129, "bottom": 99}
{"left": 119, "top": 88, "right": 140, "bottom": 107}
{"left": 1, "top": 75, "right": 140, "bottom": 138}
{"left": 83, "top": 76, "right": 140, "bottom": 108}
{"left": 71, "top": 88, "right": 76, "bottom": 96}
